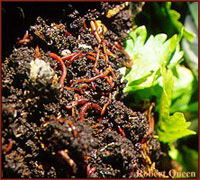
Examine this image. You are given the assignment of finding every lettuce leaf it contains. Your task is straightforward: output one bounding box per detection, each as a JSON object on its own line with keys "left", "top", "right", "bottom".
{"left": 123, "top": 24, "right": 196, "bottom": 145}
{"left": 159, "top": 67, "right": 173, "bottom": 120}
{"left": 157, "top": 67, "right": 195, "bottom": 144}
{"left": 123, "top": 4, "right": 197, "bottom": 170}
{"left": 165, "top": 2, "right": 195, "bottom": 42}
{"left": 170, "top": 65, "right": 195, "bottom": 113}
{"left": 158, "top": 112, "right": 195, "bottom": 144}
{"left": 134, "top": 2, "right": 195, "bottom": 41}
{"left": 124, "top": 26, "right": 183, "bottom": 92}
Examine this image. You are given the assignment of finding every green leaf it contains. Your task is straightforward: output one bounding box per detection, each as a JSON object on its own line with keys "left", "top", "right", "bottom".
{"left": 158, "top": 112, "right": 196, "bottom": 144}
{"left": 124, "top": 26, "right": 183, "bottom": 92}
{"left": 185, "top": 102, "right": 198, "bottom": 113}
{"left": 135, "top": 2, "right": 195, "bottom": 41}
{"left": 125, "top": 26, "right": 147, "bottom": 59}
{"left": 167, "top": 45, "right": 184, "bottom": 69}
{"left": 157, "top": 67, "right": 196, "bottom": 144}
{"left": 126, "top": 84, "right": 163, "bottom": 105}
{"left": 159, "top": 67, "right": 173, "bottom": 119}
{"left": 165, "top": 2, "right": 195, "bottom": 42}
{"left": 170, "top": 65, "right": 194, "bottom": 113}
{"left": 169, "top": 144, "right": 179, "bottom": 160}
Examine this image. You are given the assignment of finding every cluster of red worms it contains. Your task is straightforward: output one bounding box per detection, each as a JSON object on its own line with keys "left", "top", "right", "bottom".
{"left": 26, "top": 18, "right": 132, "bottom": 133}
{"left": 2, "top": 2, "right": 162, "bottom": 178}
{"left": 13, "top": 17, "right": 132, "bottom": 174}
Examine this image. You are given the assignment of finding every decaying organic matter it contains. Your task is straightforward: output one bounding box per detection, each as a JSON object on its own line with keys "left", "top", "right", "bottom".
{"left": 2, "top": 2, "right": 166, "bottom": 178}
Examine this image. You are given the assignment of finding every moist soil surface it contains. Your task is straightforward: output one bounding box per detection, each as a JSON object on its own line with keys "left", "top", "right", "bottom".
{"left": 2, "top": 2, "right": 164, "bottom": 178}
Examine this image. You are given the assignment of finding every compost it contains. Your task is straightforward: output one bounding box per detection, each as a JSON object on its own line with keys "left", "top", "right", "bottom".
{"left": 2, "top": 2, "right": 164, "bottom": 178}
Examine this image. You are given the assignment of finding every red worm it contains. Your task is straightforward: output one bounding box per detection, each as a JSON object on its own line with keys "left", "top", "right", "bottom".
{"left": 62, "top": 53, "right": 77, "bottom": 61}
{"left": 83, "top": 18, "right": 87, "bottom": 30}
{"left": 109, "top": 66, "right": 116, "bottom": 80}
{"left": 106, "top": 48, "right": 118, "bottom": 58}
{"left": 80, "top": 102, "right": 92, "bottom": 121}
{"left": 90, "top": 21, "right": 102, "bottom": 43}
{"left": 80, "top": 102, "right": 102, "bottom": 121}
{"left": 4, "top": 139, "right": 13, "bottom": 153}
{"left": 69, "top": 51, "right": 84, "bottom": 64}
{"left": 58, "top": 150, "right": 77, "bottom": 174}
{"left": 66, "top": 87, "right": 75, "bottom": 91}
{"left": 65, "top": 119, "right": 78, "bottom": 138}
{"left": 54, "top": 117, "right": 65, "bottom": 122}
{"left": 118, "top": 126, "right": 126, "bottom": 137}
{"left": 86, "top": 55, "right": 96, "bottom": 61}
{"left": 91, "top": 103, "right": 102, "bottom": 112}
{"left": 93, "top": 46, "right": 100, "bottom": 74}
{"left": 103, "top": 76, "right": 114, "bottom": 87}
{"left": 72, "top": 94, "right": 88, "bottom": 106}
{"left": 113, "top": 41, "right": 133, "bottom": 68}
{"left": 49, "top": 52, "right": 67, "bottom": 87}
{"left": 65, "top": 31, "right": 71, "bottom": 37}
{"left": 113, "top": 41, "right": 123, "bottom": 50}
{"left": 87, "top": 52, "right": 97, "bottom": 57}
{"left": 71, "top": 107, "right": 75, "bottom": 117}
{"left": 62, "top": 52, "right": 84, "bottom": 63}
{"left": 87, "top": 165, "right": 96, "bottom": 176}
{"left": 35, "top": 45, "right": 41, "bottom": 59}
{"left": 79, "top": 83, "right": 89, "bottom": 90}
{"left": 66, "top": 98, "right": 88, "bottom": 109}
{"left": 64, "top": 87, "right": 85, "bottom": 94}
{"left": 18, "top": 30, "right": 30, "bottom": 44}
{"left": 70, "top": 67, "right": 111, "bottom": 86}
{"left": 91, "top": 82, "right": 96, "bottom": 90}
{"left": 102, "top": 41, "right": 109, "bottom": 65}
{"left": 101, "top": 93, "right": 112, "bottom": 115}
{"left": 121, "top": 49, "right": 133, "bottom": 68}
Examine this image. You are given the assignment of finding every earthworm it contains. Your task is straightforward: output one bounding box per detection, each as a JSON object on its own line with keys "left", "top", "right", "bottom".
{"left": 118, "top": 126, "right": 126, "bottom": 137}
{"left": 90, "top": 21, "right": 101, "bottom": 43}
{"left": 65, "top": 119, "right": 78, "bottom": 138}
{"left": 87, "top": 165, "right": 96, "bottom": 176}
{"left": 35, "top": 45, "right": 41, "bottom": 59}
{"left": 4, "top": 139, "right": 13, "bottom": 153}
{"left": 71, "top": 67, "right": 111, "bottom": 86}
{"left": 69, "top": 51, "right": 84, "bottom": 64}
{"left": 80, "top": 102, "right": 102, "bottom": 121}
{"left": 101, "top": 93, "right": 112, "bottom": 115}
{"left": 18, "top": 30, "right": 30, "bottom": 44}
{"left": 58, "top": 150, "right": 77, "bottom": 174}
{"left": 49, "top": 52, "right": 67, "bottom": 87}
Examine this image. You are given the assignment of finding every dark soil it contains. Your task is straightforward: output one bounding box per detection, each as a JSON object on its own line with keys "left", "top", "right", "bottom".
{"left": 2, "top": 2, "right": 165, "bottom": 178}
